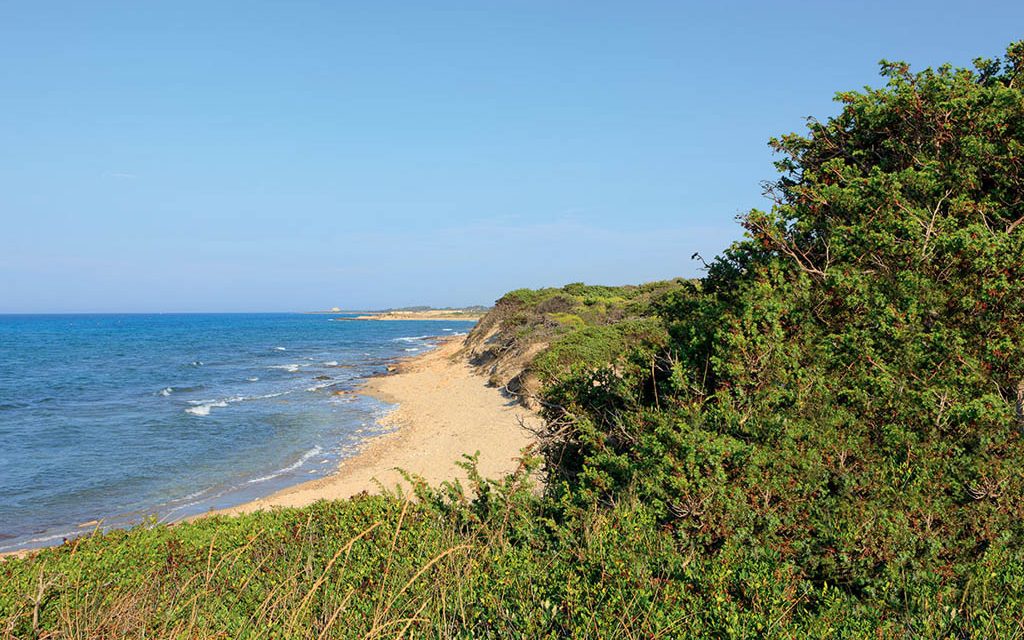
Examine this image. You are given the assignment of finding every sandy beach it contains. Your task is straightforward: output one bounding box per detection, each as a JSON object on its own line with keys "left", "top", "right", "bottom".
{"left": 214, "top": 335, "right": 539, "bottom": 515}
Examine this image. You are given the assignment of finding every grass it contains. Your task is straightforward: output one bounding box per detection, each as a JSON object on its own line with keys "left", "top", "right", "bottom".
{"left": 0, "top": 464, "right": 707, "bottom": 639}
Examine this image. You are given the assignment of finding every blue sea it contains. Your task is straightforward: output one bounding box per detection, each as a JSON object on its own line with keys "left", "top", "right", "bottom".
{"left": 0, "top": 314, "right": 473, "bottom": 552}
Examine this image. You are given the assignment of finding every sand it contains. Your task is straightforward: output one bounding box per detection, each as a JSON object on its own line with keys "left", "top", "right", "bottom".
{"left": 214, "top": 336, "right": 540, "bottom": 515}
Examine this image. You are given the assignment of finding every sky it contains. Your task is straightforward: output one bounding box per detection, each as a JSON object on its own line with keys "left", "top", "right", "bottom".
{"left": 2, "top": 1, "right": 1022, "bottom": 312}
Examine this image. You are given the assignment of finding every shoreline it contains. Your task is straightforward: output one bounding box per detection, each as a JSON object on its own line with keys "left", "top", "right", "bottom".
{"left": 3, "top": 334, "right": 538, "bottom": 560}
{"left": 210, "top": 335, "right": 538, "bottom": 516}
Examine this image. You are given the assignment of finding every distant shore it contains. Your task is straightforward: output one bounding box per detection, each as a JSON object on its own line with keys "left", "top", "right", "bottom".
{"left": 342, "top": 310, "right": 486, "bottom": 321}
{"left": 208, "top": 335, "right": 538, "bottom": 516}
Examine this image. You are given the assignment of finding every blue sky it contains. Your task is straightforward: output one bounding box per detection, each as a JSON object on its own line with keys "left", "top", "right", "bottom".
{"left": 2, "top": 1, "right": 1021, "bottom": 312}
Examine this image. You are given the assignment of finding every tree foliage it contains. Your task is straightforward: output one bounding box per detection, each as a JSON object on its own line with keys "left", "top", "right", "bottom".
{"left": 540, "top": 42, "right": 1024, "bottom": 632}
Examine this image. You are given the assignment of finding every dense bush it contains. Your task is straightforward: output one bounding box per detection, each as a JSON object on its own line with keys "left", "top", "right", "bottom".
{"left": 539, "top": 41, "right": 1024, "bottom": 633}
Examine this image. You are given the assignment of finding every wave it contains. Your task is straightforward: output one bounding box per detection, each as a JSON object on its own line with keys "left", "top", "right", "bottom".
{"left": 254, "top": 391, "right": 289, "bottom": 400}
{"left": 157, "top": 485, "right": 233, "bottom": 524}
{"left": 246, "top": 446, "right": 323, "bottom": 484}
{"left": 158, "top": 385, "right": 205, "bottom": 397}
{"left": 306, "top": 381, "right": 339, "bottom": 392}
{"left": 246, "top": 377, "right": 260, "bottom": 382}
{"left": 184, "top": 389, "right": 294, "bottom": 416}
{"left": 273, "top": 346, "right": 287, "bottom": 351}
{"left": 393, "top": 335, "right": 432, "bottom": 343}
{"left": 268, "top": 364, "right": 302, "bottom": 373}
{"left": 185, "top": 400, "right": 228, "bottom": 416}
{"left": 175, "top": 487, "right": 212, "bottom": 503}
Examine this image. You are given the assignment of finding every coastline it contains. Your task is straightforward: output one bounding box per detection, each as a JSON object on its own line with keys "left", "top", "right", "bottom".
{"left": 2, "top": 334, "right": 539, "bottom": 560}
{"left": 203, "top": 334, "right": 539, "bottom": 516}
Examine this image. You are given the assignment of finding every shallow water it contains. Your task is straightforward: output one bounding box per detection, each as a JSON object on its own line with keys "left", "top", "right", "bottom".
{"left": 0, "top": 313, "right": 472, "bottom": 551}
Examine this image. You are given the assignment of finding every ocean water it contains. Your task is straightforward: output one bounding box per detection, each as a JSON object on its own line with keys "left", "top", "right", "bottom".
{"left": 0, "top": 314, "right": 473, "bottom": 552}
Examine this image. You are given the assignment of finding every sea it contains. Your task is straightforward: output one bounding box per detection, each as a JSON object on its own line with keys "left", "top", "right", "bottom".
{"left": 0, "top": 313, "right": 473, "bottom": 552}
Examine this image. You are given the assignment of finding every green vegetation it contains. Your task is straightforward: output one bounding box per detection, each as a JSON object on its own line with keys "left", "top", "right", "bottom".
{"left": 462, "top": 279, "right": 686, "bottom": 402}
{"left": 5, "top": 43, "right": 1024, "bottom": 638}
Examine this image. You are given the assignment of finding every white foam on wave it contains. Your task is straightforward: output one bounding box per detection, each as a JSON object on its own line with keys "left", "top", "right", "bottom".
{"left": 185, "top": 387, "right": 292, "bottom": 417}
{"left": 190, "top": 361, "right": 204, "bottom": 367}
{"left": 273, "top": 346, "right": 287, "bottom": 351}
{"left": 404, "top": 347, "right": 420, "bottom": 352}
{"left": 306, "top": 381, "right": 338, "bottom": 392}
{"left": 160, "top": 385, "right": 207, "bottom": 396}
{"left": 247, "top": 377, "right": 260, "bottom": 382}
{"left": 177, "top": 487, "right": 211, "bottom": 502}
{"left": 185, "top": 390, "right": 292, "bottom": 416}
{"left": 158, "top": 485, "right": 234, "bottom": 523}
{"left": 269, "top": 364, "right": 302, "bottom": 373}
{"left": 247, "top": 446, "right": 323, "bottom": 484}
{"left": 323, "top": 361, "right": 339, "bottom": 366}
{"left": 393, "top": 335, "right": 432, "bottom": 343}
{"left": 253, "top": 391, "right": 289, "bottom": 400}
{"left": 185, "top": 400, "right": 228, "bottom": 416}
